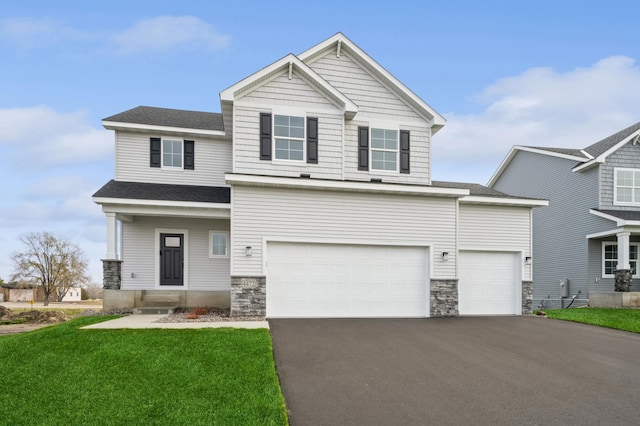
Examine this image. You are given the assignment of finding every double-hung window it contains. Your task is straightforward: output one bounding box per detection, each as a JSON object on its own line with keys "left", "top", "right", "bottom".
{"left": 614, "top": 168, "right": 640, "bottom": 205}
{"left": 274, "top": 115, "right": 304, "bottom": 161}
{"left": 602, "top": 242, "right": 639, "bottom": 277}
{"left": 370, "top": 128, "right": 398, "bottom": 171}
{"left": 163, "top": 139, "right": 183, "bottom": 168}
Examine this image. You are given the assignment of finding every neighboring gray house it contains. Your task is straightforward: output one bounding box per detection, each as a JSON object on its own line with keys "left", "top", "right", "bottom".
{"left": 93, "top": 33, "right": 545, "bottom": 318}
{"left": 489, "top": 122, "right": 640, "bottom": 308}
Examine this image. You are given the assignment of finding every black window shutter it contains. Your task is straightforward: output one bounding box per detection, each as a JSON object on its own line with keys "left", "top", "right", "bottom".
{"left": 307, "top": 117, "right": 318, "bottom": 164}
{"left": 358, "top": 126, "right": 369, "bottom": 171}
{"left": 184, "top": 140, "right": 194, "bottom": 170}
{"left": 400, "top": 130, "right": 410, "bottom": 174}
{"left": 259, "top": 113, "right": 272, "bottom": 160}
{"left": 150, "top": 137, "right": 161, "bottom": 168}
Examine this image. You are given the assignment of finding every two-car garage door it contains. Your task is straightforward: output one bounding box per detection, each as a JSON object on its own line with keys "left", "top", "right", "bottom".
{"left": 267, "top": 242, "right": 429, "bottom": 318}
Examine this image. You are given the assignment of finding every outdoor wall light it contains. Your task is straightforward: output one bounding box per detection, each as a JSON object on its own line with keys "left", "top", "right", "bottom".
{"left": 442, "top": 252, "right": 449, "bottom": 261}
{"left": 525, "top": 256, "right": 532, "bottom": 265}
{"left": 245, "top": 246, "right": 253, "bottom": 257}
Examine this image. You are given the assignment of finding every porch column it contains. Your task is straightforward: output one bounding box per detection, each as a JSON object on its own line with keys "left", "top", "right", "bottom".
{"left": 617, "top": 232, "right": 631, "bottom": 270}
{"left": 105, "top": 213, "right": 118, "bottom": 260}
{"left": 615, "top": 232, "right": 632, "bottom": 292}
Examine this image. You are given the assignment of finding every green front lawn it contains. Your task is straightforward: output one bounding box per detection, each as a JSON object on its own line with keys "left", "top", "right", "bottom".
{"left": 545, "top": 308, "right": 640, "bottom": 333}
{"left": 0, "top": 317, "right": 288, "bottom": 425}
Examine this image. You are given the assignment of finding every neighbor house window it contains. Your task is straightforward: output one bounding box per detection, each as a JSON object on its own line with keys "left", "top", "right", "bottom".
{"left": 602, "top": 242, "right": 639, "bottom": 277}
{"left": 370, "top": 128, "right": 398, "bottom": 171}
{"left": 163, "top": 139, "right": 183, "bottom": 168}
{"left": 209, "top": 231, "right": 228, "bottom": 258}
{"left": 274, "top": 115, "right": 304, "bottom": 161}
{"left": 614, "top": 168, "right": 640, "bottom": 205}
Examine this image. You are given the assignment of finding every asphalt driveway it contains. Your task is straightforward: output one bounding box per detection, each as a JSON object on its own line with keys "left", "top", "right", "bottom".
{"left": 269, "top": 317, "right": 640, "bottom": 425}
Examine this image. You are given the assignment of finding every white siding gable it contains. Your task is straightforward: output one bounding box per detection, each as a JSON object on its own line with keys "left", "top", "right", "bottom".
{"left": 233, "top": 70, "right": 345, "bottom": 180}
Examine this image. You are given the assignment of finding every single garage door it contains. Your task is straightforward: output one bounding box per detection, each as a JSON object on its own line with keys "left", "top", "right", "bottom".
{"left": 458, "top": 251, "right": 520, "bottom": 315}
{"left": 267, "top": 242, "right": 429, "bottom": 318}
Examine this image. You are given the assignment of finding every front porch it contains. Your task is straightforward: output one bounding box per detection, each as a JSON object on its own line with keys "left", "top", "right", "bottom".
{"left": 93, "top": 181, "right": 232, "bottom": 311}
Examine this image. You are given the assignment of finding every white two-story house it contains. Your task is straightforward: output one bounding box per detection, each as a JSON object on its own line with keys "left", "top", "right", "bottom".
{"left": 93, "top": 33, "right": 546, "bottom": 317}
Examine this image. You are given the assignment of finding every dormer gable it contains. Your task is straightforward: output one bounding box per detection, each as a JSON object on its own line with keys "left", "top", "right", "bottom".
{"left": 220, "top": 53, "right": 358, "bottom": 120}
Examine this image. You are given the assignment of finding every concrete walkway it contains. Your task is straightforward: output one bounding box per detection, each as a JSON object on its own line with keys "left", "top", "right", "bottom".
{"left": 83, "top": 315, "right": 269, "bottom": 329}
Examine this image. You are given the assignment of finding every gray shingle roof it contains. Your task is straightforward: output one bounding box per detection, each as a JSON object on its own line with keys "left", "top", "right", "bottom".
{"left": 431, "top": 180, "right": 532, "bottom": 198}
{"left": 103, "top": 106, "right": 224, "bottom": 132}
{"left": 583, "top": 121, "right": 640, "bottom": 157}
{"left": 594, "top": 209, "right": 640, "bottom": 221}
{"left": 93, "top": 180, "right": 230, "bottom": 204}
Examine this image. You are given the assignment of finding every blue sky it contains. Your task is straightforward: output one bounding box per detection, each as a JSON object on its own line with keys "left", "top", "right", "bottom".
{"left": 2, "top": 0, "right": 640, "bottom": 284}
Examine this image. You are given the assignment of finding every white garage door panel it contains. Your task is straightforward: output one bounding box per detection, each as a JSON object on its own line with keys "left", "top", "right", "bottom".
{"left": 267, "top": 243, "right": 429, "bottom": 318}
{"left": 459, "top": 251, "right": 520, "bottom": 315}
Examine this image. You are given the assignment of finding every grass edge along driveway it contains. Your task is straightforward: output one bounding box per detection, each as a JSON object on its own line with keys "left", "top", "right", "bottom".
{"left": 545, "top": 307, "right": 640, "bottom": 333}
{"left": 0, "top": 316, "right": 288, "bottom": 426}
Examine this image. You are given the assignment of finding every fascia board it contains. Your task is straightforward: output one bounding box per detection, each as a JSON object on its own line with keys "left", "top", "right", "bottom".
{"left": 298, "top": 33, "right": 446, "bottom": 129}
{"left": 93, "top": 197, "right": 230, "bottom": 210}
{"left": 459, "top": 195, "right": 549, "bottom": 207}
{"left": 225, "top": 173, "right": 469, "bottom": 197}
{"left": 102, "top": 121, "right": 226, "bottom": 138}
{"left": 576, "top": 129, "right": 640, "bottom": 173}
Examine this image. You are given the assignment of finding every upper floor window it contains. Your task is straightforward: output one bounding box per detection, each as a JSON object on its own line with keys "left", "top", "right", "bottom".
{"left": 614, "top": 168, "right": 640, "bottom": 205}
{"left": 260, "top": 113, "right": 318, "bottom": 164}
{"left": 358, "top": 126, "right": 410, "bottom": 174}
{"left": 150, "top": 138, "right": 194, "bottom": 170}
{"left": 163, "top": 139, "right": 183, "bottom": 168}
{"left": 602, "top": 242, "right": 639, "bottom": 277}
{"left": 274, "top": 115, "right": 305, "bottom": 161}
{"left": 371, "top": 128, "right": 398, "bottom": 171}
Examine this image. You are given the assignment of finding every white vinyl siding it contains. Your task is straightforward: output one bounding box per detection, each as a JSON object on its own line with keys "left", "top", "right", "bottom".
{"left": 307, "top": 51, "right": 423, "bottom": 121}
{"left": 115, "top": 132, "right": 231, "bottom": 186}
{"left": 458, "top": 204, "right": 532, "bottom": 280}
{"left": 308, "top": 51, "right": 431, "bottom": 184}
{"left": 121, "top": 217, "right": 230, "bottom": 291}
{"left": 345, "top": 122, "right": 430, "bottom": 184}
{"left": 233, "top": 105, "right": 343, "bottom": 179}
{"left": 231, "top": 185, "right": 456, "bottom": 278}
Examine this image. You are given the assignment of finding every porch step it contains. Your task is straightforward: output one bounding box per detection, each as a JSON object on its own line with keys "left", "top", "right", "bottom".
{"left": 133, "top": 306, "right": 178, "bottom": 315}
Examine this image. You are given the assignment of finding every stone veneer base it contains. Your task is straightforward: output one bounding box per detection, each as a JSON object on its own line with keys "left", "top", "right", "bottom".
{"left": 102, "top": 259, "right": 123, "bottom": 290}
{"left": 430, "top": 279, "right": 458, "bottom": 317}
{"left": 231, "top": 276, "right": 266, "bottom": 317}
{"left": 522, "top": 280, "right": 533, "bottom": 315}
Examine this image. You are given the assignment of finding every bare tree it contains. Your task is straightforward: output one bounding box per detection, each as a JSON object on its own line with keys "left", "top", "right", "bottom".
{"left": 12, "top": 232, "right": 89, "bottom": 306}
{"left": 84, "top": 282, "right": 104, "bottom": 300}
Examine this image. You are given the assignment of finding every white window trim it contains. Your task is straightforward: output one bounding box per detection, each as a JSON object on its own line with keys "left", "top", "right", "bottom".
{"left": 209, "top": 230, "right": 229, "bottom": 258}
{"left": 162, "top": 138, "right": 183, "bottom": 170}
{"left": 154, "top": 228, "right": 189, "bottom": 289}
{"left": 601, "top": 241, "right": 639, "bottom": 278}
{"left": 272, "top": 112, "right": 306, "bottom": 163}
{"left": 613, "top": 167, "right": 640, "bottom": 206}
{"left": 369, "top": 125, "right": 400, "bottom": 173}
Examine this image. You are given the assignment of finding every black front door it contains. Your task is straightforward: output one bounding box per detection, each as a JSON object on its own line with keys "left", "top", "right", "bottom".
{"left": 160, "top": 233, "right": 184, "bottom": 286}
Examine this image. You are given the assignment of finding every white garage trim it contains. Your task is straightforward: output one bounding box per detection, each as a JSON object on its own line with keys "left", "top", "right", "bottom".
{"left": 458, "top": 250, "right": 522, "bottom": 316}
{"left": 266, "top": 241, "right": 431, "bottom": 318}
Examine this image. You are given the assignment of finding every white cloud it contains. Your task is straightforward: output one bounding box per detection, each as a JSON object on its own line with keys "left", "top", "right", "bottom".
{"left": 0, "top": 106, "right": 112, "bottom": 166}
{"left": 112, "top": 16, "right": 231, "bottom": 54}
{"left": 0, "top": 17, "right": 90, "bottom": 49}
{"left": 433, "top": 55, "right": 640, "bottom": 184}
